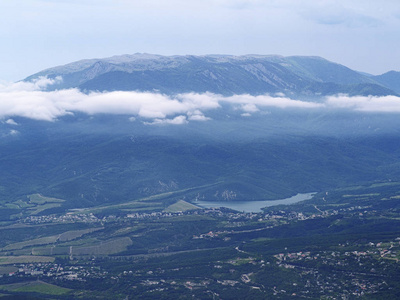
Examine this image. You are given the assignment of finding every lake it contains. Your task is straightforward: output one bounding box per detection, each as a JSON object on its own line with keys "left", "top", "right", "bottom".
{"left": 194, "top": 192, "right": 316, "bottom": 213}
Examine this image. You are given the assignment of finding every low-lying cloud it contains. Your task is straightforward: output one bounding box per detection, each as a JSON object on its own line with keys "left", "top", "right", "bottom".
{"left": 325, "top": 94, "right": 400, "bottom": 113}
{"left": 1, "top": 77, "right": 400, "bottom": 124}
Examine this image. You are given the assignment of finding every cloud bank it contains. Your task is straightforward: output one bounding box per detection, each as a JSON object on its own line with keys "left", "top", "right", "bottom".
{"left": 1, "top": 77, "right": 400, "bottom": 124}
{"left": 325, "top": 94, "right": 400, "bottom": 113}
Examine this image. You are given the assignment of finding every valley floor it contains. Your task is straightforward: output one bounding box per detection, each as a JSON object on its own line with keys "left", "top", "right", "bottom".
{"left": 0, "top": 182, "right": 399, "bottom": 298}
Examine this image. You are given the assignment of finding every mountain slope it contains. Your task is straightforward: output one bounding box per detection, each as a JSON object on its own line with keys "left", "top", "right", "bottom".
{"left": 373, "top": 71, "right": 400, "bottom": 93}
{"left": 1, "top": 113, "right": 400, "bottom": 213}
{"left": 25, "top": 54, "right": 397, "bottom": 97}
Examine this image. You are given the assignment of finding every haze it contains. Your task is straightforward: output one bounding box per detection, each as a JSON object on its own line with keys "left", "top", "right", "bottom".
{"left": 1, "top": 0, "right": 400, "bottom": 81}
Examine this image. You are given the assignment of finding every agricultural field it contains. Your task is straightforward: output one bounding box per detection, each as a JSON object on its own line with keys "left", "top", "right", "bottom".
{"left": 1, "top": 227, "right": 103, "bottom": 251}
{"left": 164, "top": 200, "right": 200, "bottom": 212}
{"left": 0, "top": 194, "right": 66, "bottom": 221}
{"left": 0, "top": 281, "right": 71, "bottom": 296}
{"left": 0, "top": 256, "right": 54, "bottom": 265}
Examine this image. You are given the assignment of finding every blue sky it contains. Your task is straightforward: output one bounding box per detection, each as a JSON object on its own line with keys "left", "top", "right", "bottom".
{"left": 1, "top": 0, "right": 400, "bottom": 81}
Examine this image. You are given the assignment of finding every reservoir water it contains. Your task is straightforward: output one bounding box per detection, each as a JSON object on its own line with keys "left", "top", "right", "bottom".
{"left": 194, "top": 192, "right": 316, "bottom": 213}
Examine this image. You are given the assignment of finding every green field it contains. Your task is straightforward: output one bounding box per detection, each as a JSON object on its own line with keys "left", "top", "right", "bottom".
{"left": 27, "top": 203, "right": 63, "bottom": 215}
{"left": 70, "top": 183, "right": 220, "bottom": 215}
{"left": 0, "top": 266, "right": 18, "bottom": 275}
{"left": 164, "top": 200, "right": 200, "bottom": 212}
{"left": 342, "top": 193, "right": 380, "bottom": 198}
{"left": 71, "top": 237, "right": 133, "bottom": 256}
{"left": 28, "top": 194, "right": 65, "bottom": 204}
{"left": 0, "top": 256, "right": 54, "bottom": 265}
{"left": 2, "top": 236, "right": 59, "bottom": 251}
{"left": 1, "top": 227, "right": 103, "bottom": 252}
{"left": 0, "top": 194, "right": 67, "bottom": 220}
{"left": 0, "top": 281, "right": 71, "bottom": 296}
{"left": 58, "top": 227, "right": 104, "bottom": 241}
{"left": 31, "top": 237, "right": 133, "bottom": 257}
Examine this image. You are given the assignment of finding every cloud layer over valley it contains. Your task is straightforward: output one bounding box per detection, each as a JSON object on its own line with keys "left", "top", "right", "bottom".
{"left": 1, "top": 77, "right": 400, "bottom": 124}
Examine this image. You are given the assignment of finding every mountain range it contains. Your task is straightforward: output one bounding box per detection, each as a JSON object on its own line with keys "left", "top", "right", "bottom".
{"left": 25, "top": 53, "right": 400, "bottom": 97}
{"left": 0, "top": 53, "right": 397, "bottom": 212}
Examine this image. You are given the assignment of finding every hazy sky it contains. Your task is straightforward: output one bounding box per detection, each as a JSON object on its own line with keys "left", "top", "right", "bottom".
{"left": 1, "top": 0, "right": 400, "bottom": 81}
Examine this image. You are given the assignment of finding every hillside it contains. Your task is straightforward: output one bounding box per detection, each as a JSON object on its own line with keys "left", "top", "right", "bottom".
{"left": 373, "top": 70, "right": 400, "bottom": 93}
{"left": 1, "top": 111, "right": 400, "bottom": 216}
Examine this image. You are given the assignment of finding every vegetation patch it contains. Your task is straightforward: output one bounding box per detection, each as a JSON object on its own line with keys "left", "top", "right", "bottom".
{"left": 4, "top": 203, "right": 19, "bottom": 210}
{"left": 71, "top": 183, "right": 220, "bottom": 215}
{"left": 120, "top": 206, "right": 163, "bottom": 212}
{"left": 0, "top": 195, "right": 66, "bottom": 220}
{"left": 58, "top": 227, "right": 103, "bottom": 242}
{"left": 0, "top": 256, "right": 54, "bottom": 265}
{"left": 2, "top": 227, "right": 103, "bottom": 251}
{"left": 14, "top": 200, "right": 32, "bottom": 209}
{"left": 71, "top": 237, "right": 132, "bottom": 256}
{"left": 28, "top": 194, "right": 65, "bottom": 205}
{"left": 164, "top": 200, "right": 200, "bottom": 212}
{"left": 0, "top": 281, "right": 71, "bottom": 296}
{"left": 342, "top": 193, "right": 380, "bottom": 198}
{"left": 0, "top": 266, "right": 18, "bottom": 275}
{"left": 31, "top": 237, "right": 132, "bottom": 256}
{"left": 27, "top": 203, "right": 63, "bottom": 215}
{"left": 3, "top": 236, "right": 59, "bottom": 251}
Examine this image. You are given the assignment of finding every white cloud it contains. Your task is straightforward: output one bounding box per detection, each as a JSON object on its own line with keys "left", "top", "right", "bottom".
{"left": 145, "top": 115, "right": 188, "bottom": 125}
{"left": 9, "top": 129, "right": 19, "bottom": 136}
{"left": 326, "top": 94, "right": 400, "bottom": 112}
{"left": 0, "top": 85, "right": 323, "bottom": 123}
{"left": 1, "top": 78, "right": 400, "bottom": 125}
{"left": 223, "top": 94, "right": 323, "bottom": 109}
{"left": 0, "top": 76, "right": 62, "bottom": 92}
{"left": 187, "top": 110, "right": 211, "bottom": 121}
{"left": 188, "top": 114, "right": 211, "bottom": 121}
{"left": 5, "top": 119, "right": 18, "bottom": 125}
{"left": 240, "top": 103, "right": 259, "bottom": 113}
{"left": 0, "top": 80, "right": 222, "bottom": 123}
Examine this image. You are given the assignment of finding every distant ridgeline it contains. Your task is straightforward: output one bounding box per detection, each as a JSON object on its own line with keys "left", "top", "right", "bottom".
{"left": 25, "top": 53, "right": 400, "bottom": 97}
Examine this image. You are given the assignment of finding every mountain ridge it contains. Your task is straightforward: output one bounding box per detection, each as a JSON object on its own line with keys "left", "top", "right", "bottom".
{"left": 373, "top": 70, "right": 400, "bottom": 93}
{"left": 25, "top": 53, "right": 399, "bottom": 97}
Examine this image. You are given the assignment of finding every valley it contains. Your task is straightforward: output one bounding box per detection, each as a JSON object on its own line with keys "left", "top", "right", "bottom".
{"left": 0, "top": 182, "right": 399, "bottom": 298}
